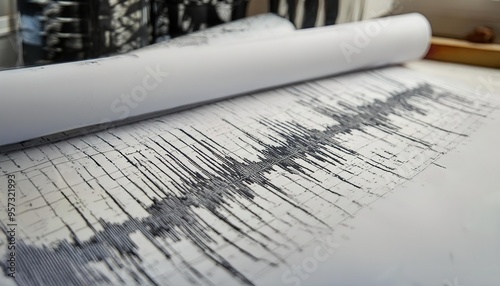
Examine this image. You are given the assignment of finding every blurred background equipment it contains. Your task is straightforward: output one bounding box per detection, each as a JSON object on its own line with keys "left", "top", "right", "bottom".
{"left": 17, "top": 0, "right": 150, "bottom": 66}
{"left": 18, "top": 0, "right": 91, "bottom": 65}
{"left": 12, "top": 0, "right": 499, "bottom": 68}
{"left": 0, "top": 0, "right": 19, "bottom": 68}
{"left": 16, "top": 0, "right": 253, "bottom": 66}
{"left": 248, "top": 0, "right": 394, "bottom": 27}
{"left": 94, "top": 0, "right": 150, "bottom": 56}
{"left": 150, "top": 0, "right": 250, "bottom": 41}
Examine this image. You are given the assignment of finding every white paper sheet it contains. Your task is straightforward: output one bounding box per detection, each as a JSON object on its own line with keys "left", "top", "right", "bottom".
{"left": 0, "top": 13, "right": 431, "bottom": 146}
{"left": 0, "top": 63, "right": 498, "bottom": 286}
{"left": 2, "top": 12, "right": 498, "bottom": 286}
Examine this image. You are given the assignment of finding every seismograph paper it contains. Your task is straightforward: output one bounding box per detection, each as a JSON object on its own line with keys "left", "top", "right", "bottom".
{"left": 1, "top": 11, "right": 499, "bottom": 286}
{"left": 0, "top": 65, "right": 498, "bottom": 285}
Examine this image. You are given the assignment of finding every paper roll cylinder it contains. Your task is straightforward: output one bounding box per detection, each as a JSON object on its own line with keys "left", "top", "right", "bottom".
{"left": 0, "top": 13, "right": 431, "bottom": 146}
